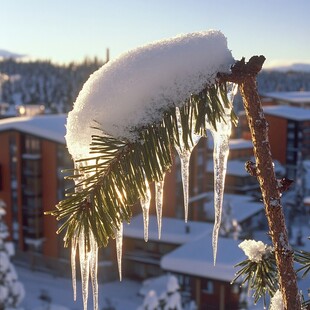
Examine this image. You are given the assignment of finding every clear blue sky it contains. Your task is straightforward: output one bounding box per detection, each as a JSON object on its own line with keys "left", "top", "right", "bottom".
{"left": 1, "top": 0, "right": 310, "bottom": 68}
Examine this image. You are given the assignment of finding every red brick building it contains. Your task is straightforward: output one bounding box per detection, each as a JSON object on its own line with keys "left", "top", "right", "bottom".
{"left": 0, "top": 114, "right": 72, "bottom": 267}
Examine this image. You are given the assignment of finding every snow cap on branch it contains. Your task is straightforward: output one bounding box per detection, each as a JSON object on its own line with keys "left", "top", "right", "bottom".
{"left": 66, "top": 30, "right": 234, "bottom": 160}
{"left": 238, "top": 239, "right": 269, "bottom": 263}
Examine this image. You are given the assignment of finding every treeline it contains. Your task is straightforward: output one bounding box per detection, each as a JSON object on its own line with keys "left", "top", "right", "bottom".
{"left": 0, "top": 57, "right": 105, "bottom": 113}
{"left": 258, "top": 70, "right": 310, "bottom": 92}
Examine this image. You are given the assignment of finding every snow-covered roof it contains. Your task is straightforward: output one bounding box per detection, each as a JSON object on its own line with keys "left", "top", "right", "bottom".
{"left": 207, "top": 137, "right": 253, "bottom": 150}
{"left": 0, "top": 114, "right": 66, "bottom": 144}
{"left": 189, "top": 191, "right": 254, "bottom": 204}
{"left": 124, "top": 214, "right": 213, "bottom": 244}
{"left": 263, "top": 105, "right": 310, "bottom": 121}
{"left": 261, "top": 91, "right": 310, "bottom": 104}
{"left": 161, "top": 234, "right": 244, "bottom": 282}
{"left": 204, "top": 198, "right": 264, "bottom": 223}
{"left": 206, "top": 159, "right": 248, "bottom": 176}
{"left": 206, "top": 159, "right": 285, "bottom": 177}
{"left": 228, "top": 138, "right": 253, "bottom": 150}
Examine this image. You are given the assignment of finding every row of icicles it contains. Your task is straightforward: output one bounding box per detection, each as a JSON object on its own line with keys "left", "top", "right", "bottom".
{"left": 71, "top": 84, "right": 237, "bottom": 310}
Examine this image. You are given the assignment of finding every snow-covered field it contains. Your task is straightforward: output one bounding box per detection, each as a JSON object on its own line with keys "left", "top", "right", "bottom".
{"left": 16, "top": 265, "right": 143, "bottom": 310}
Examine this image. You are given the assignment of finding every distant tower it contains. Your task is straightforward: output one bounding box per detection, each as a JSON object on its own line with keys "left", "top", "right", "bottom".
{"left": 106, "top": 48, "right": 110, "bottom": 63}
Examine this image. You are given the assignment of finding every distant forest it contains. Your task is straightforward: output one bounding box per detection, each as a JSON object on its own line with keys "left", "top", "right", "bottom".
{"left": 1, "top": 58, "right": 310, "bottom": 113}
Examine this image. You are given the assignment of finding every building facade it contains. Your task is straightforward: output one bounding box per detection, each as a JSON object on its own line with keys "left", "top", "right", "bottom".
{"left": 0, "top": 114, "right": 73, "bottom": 268}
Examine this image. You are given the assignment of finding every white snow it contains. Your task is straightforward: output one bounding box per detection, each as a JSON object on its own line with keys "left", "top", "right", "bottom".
{"left": 238, "top": 239, "right": 269, "bottom": 263}
{"left": 15, "top": 265, "right": 142, "bottom": 310}
{"left": 203, "top": 196, "right": 264, "bottom": 224}
{"left": 124, "top": 214, "right": 213, "bottom": 244}
{"left": 227, "top": 138, "right": 253, "bottom": 150}
{"left": 0, "top": 114, "right": 67, "bottom": 144}
{"left": 261, "top": 91, "right": 310, "bottom": 104}
{"left": 66, "top": 30, "right": 234, "bottom": 160}
{"left": 161, "top": 234, "right": 244, "bottom": 282}
{"left": 138, "top": 290, "right": 159, "bottom": 310}
{"left": 63, "top": 30, "right": 236, "bottom": 309}
{"left": 269, "top": 290, "right": 284, "bottom": 310}
{"left": 206, "top": 159, "right": 285, "bottom": 177}
{"left": 263, "top": 105, "right": 310, "bottom": 121}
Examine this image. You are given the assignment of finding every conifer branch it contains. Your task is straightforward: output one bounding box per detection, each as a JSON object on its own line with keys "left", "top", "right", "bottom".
{"left": 48, "top": 83, "right": 232, "bottom": 250}
{"left": 232, "top": 249, "right": 278, "bottom": 307}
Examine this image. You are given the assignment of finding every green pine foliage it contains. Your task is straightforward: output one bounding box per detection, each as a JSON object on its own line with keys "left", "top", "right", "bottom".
{"left": 233, "top": 244, "right": 310, "bottom": 308}
{"left": 48, "top": 82, "right": 237, "bottom": 251}
{"left": 232, "top": 249, "right": 278, "bottom": 307}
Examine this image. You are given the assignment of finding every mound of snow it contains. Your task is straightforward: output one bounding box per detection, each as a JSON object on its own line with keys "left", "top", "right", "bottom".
{"left": 66, "top": 30, "right": 234, "bottom": 160}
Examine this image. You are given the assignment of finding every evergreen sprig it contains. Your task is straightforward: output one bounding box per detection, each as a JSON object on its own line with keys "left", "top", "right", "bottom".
{"left": 295, "top": 244, "right": 310, "bottom": 309}
{"left": 48, "top": 82, "right": 235, "bottom": 250}
{"left": 232, "top": 249, "right": 278, "bottom": 307}
{"left": 295, "top": 248, "right": 310, "bottom": 278}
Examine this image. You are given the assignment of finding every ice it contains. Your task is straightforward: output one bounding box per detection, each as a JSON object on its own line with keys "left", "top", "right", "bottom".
{"left": 71, "top": 235, "right": 77, "bottom": 301}
{"left": 116, "top": 222, "right": 123, "bottom": 281}
{"left": 209, "top": 115, "right": 231, "bottom": 265}
{"left": 90, "top": 233, "right": 99, "bottom": 310}
{"left": 174, "top": 107, "right": 201, "bottom": 222}
{"left": 76, "top": 230, "right": 99, "bottom": 310}
{"left": 140, "top": 179, "right": 151, "bottom": 242}
{"left": 63, "top": 30, "right": 236, "bottom": 309}
{"left": 65, "top": 30, "right": 234, "bottom": 160}
{"left": 78, "top": 230, "right": 90, "bottom": 310}
{"left": 208, "top": 84, "right": 236, "bottom": 264}
{"left": 155, "top": 176, "right": 165, "bottom": 239}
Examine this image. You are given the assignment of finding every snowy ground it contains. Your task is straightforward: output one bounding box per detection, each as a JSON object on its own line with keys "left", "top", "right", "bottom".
{"left": 15, "top": 259, "right": 309, "bottom": 310}
{"left": 16, "top": 265, "right": 143, "bottom": 310}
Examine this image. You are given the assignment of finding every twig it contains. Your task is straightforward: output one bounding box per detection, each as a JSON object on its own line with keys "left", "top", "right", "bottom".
{"left": 219, "top": 56, "right": 301, "bottom": 310}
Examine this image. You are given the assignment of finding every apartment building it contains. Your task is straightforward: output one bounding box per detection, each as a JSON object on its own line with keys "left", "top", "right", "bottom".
{"left": 264, "top": 105, "right": 310, "bottom": 178}
{"left": 239, "top": 92, "right": 310, "bottom": 179}
{"left": 0, "top": 114, "right": 72, "bottom": 266}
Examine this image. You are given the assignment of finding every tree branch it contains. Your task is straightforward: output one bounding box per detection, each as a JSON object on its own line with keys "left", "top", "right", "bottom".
{"left": 219, "top": 56, "right": 301, "bottom": 310}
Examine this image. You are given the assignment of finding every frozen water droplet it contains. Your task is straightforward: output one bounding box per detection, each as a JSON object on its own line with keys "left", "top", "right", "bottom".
{"left": 155, "top": 175, "right": 165, "bottom": 239}
{"left": 116, "top": 222, "right": 123, "bottom": 281}
{"left": 79, "top": 230, "right": 91, "bottom": 310}
{"left": 141, "top": 178, "right": 151, "bottom": 242}
{"left": 174, "top": 107, "right": 201, "bottom": 222}
{"left": 90, "top": 233, "right": 98, "bottom": 310}
{"left": 71, "top": 235, "right": 78, "bottom": 301}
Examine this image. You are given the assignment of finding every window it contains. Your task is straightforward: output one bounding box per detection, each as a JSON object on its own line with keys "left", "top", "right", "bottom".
{"left": 24, "top": 135, "right": 40, "bottom": 154}
{"left": 202, "top": 279, "right": 214, "bottom": 294}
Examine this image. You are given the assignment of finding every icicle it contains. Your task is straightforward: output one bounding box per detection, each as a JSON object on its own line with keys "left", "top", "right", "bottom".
{"left": 89, "top": 233, "right": 99, "bottom": 310}
{"left": 116, "top": 222, "right": 123, "bottom": 281}
{"left": 140, "top": 178, "right": 151, "bottom": 242}
{"left": 207, "top": 84, "right": 236, "bottom": 265}
{"left": 210, "top": 123, "right": 230, "bottom": 265}
{"left": 78, "top": 229, "right": 91, "bottom": 310}
{"left": 71, "top": 235, "right": 78, "bottom": 301}
{"left": 174, "top": 107, "right": 201, "bottom": 222}
{"left": 155, "top": 174, "right": 165, "bottom": 239}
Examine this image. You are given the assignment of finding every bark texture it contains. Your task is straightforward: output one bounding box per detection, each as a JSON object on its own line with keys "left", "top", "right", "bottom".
{"left": 219, "top": 56, "right": 301, "bottom": 310}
